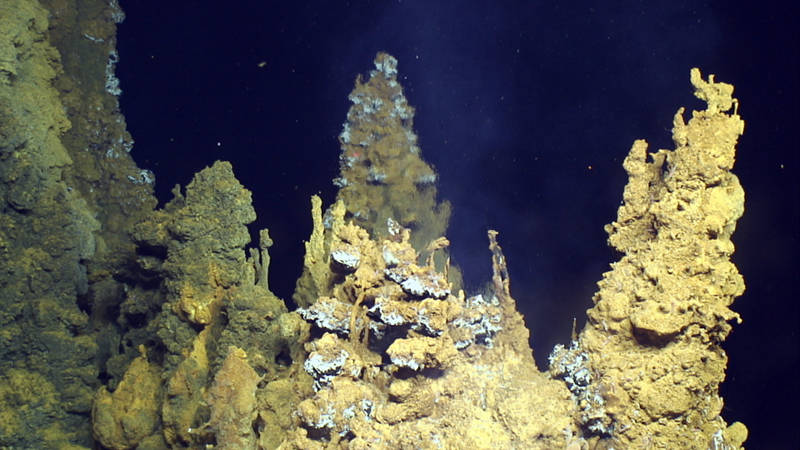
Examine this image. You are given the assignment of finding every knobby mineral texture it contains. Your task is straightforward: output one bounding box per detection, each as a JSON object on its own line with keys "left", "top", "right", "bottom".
{"left": 1, "top": 0, "right": 156, "bottom": 446}
{"left": 333, "top": 52, "right": 451, "bottom": 246}
{"left": 1, "top": 1, "right": 748, "bottom": 445}
{"left": 569, "top": 68, "right": 747, "bottom": 449}
{"left": 285, "top": 212, "right": 576, "bottom": 448}
{"left": 91, "top": 161, "right": 313, "bottom": 449}
{"left": 0, "top": 1, "right": 107, "bottom": 447}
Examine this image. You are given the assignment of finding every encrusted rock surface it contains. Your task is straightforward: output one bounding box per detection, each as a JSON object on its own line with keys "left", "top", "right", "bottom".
{"left": 1, "top": 8, "right": 750, "bottom": 445}
{"left": 574, "top": 69, "right": 748, "bottom": 449}
{"left": 285, "top": 203, "right": 577, "bottom": 448}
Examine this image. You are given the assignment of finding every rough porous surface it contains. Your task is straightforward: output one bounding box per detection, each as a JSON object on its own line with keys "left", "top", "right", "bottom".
{"left": 1, "top": 1, "right": 749, "bottom": 446}
{"left": 333, "top": 53, "right": 451, "bottom": 249}
{"left": 574, "top": 69, "right": 748, "bottom": 449}
{"left": 0, "top": 1, "right": 101, "bottom": 446}
{"left": 284, "top": 215, "right": 577, "bottom": 449}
